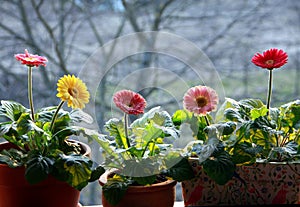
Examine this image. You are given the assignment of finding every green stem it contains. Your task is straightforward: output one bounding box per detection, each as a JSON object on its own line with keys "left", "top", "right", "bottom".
{"left": 142, "top": 140, "right": 154, "bottom": 157}
{"left": 204, "top": 115, "right": 210, "bottom": 126}
{"left": 28, "top": 66, "right": 35, "bottom": 121}
{"left": 266, "top": 69, "right": 273, "bottom": 116}
{"left": 50, "top": 101, "right": 65, "bottom": 132}
{"left": 124, "top": 113, "right": 131, "bottom": 148}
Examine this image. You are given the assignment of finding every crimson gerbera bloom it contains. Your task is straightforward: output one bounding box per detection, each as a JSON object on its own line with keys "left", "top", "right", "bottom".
{"left": 251, "top": 48, "right": 288, "bottom": 70}
{"left": 15, "top": 49, "right": 48, "bottom": 67}
{"left": 113, "top": 90, "right": 147, "bottom": 115}
{"left": 183, "top": 85, "right": 219, "bottom": 116}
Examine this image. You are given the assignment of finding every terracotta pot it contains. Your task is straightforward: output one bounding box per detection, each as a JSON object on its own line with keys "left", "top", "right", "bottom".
{"left": 181, "top": 158, "right": 300, "bottom": 206}
{"left": 99, "top": 170, "right": 177, "bottom": 207}
{"left": 0, "top": 140, "right": 91, "bottom": 207}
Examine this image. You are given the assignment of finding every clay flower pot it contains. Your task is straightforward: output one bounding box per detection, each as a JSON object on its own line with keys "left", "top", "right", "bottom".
{"left": 0, "top": 140, "right": 91, "bottom": 207}
{"left": 99, "top": 170, "right": 177, "bottom": 207}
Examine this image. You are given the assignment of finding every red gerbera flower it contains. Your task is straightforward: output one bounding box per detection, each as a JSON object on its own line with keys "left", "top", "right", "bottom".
{"left": 251, "top": 48, "right": 288, "bottom": 70}
{"left": 15, "top": 49, "right": 48, "bottom": 67}
{"left": 113, "top": 90, "right": 147, "bottom": 115}
{"left": 183, "top": 85, "right": 219, "bottom": 115}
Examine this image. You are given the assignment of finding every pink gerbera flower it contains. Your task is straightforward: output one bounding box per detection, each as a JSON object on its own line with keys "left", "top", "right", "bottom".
{"left": 251, "top": 48, "right": 288, "bottom": 70}
{"left": 15, "top": 49, "right": 48, "bottom": 67}
{"left": 113, "top": 90, "right": 147, "bottom": 115}
{"left": 183, "top": 86, "right": 219, "bottom": 115}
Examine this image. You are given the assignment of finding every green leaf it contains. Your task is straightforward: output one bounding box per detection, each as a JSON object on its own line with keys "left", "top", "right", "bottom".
{"left": 215, "top": 121, "right": 236, "bottom": 136}
{"left": 25, "top": 154, "right": 54, "bottom": 184}
{"left": 231, "top": 142, "right": 263, "bottom": 164}
{"left": 0, "top": 122, "right": 13, "bottom": 137}
{"left": 83, "top": 128, "right": 122, "bottom": 167}
{"left": 70, "top": 109, "right": 93, "bottom": 124}
{"left": 0, "top": 148, "right": 25, "bottom": 167}
{"left": 133, "top": 175, "right": 156, "bottom": 186}
{"left": 203, "top": 149, "right": 235, "bottom": 185}
{"left": 172, "top": 109, "right": 190, "bottom": 126}
{"left": 215, "top": 98, "right": 239, "bottom": 122}
{"left": 122, "top": 157, "right": 161, "bottom": 177}
{"left": 0, "top": 101, "right": 27, "bottom": 121}
{"left": 239, "top": 99, "right": 265, "bottom": 109}
{"left": 250, "top": 106, "right": 268, "bottom": 120}
{"left": 16, "top": 113, "right": 32, "bottom": 134}
{"left": 131, "top": 106, "right": 161, "bottom": 128}
{"left": 35, "top": 106, "right": 57, "bottom": 122}
{"left": 281, "top": 100, "right": 300, "bottom": 128}
{"left": 104, "top": 118, "right": 128, "bottom": 149}
{"left": 59, "top": 154, "right": 93, "bottom": 190}
{"left": 89, "top": 165, "right": 105, "bottom": 182}
{"left": 16, "top": 113, "right": 44, "bottom": 136}
{"left": 172, "top": 109, "right": 209, "bottom": 140}
{"left": 165, "top": 157, "right": 195, "bottom": 181}
{"left": 137, "top": 121, "right": 163, "bottom": 143}
{"left": 224, "top": 108, "right": 243, "bottom": 122}
{"left": 102, "top": 179, "right": 129, "bottom": 206}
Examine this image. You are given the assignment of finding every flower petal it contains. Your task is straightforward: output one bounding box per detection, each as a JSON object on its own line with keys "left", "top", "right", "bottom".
{"left": 113, "top": 90, "right": 147, "bottom": 115}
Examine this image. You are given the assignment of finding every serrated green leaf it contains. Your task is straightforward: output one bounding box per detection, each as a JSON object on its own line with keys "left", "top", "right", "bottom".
{"left": 203, "top": 150, "right": 235, "bottom": 185}
{"left": 215, "top": 98, "right": 238, "bottom": 122}
{"left": 250, "top": 107, "right": 268, "bottom": 120}
{"left": 0, "top": 101, "right": 27, "bottom": 121}
{"left": 133, "top": 175, "right": 156, "bottom": 186}
{"left": 239, "top": 99, "right": 264, "bottom": 109}
{"left": 70, "top": 109, "right": 93, "bottom": 124}
{"left": 104, "top": 118, "right": 127, "bottom": 149}
{"left": 165, "top": 157, "right": 195, "bottom": 181}
{"left": 60, "top": 154, "right": 93, "bottom": 190}
{"left": 102, "top": 179, "right": 129, "bottom": 206}
{"left": 0, "top": 148, "right": 25, "bottom": 167}
{"left": 89, "top": 165, "right": 105, "bottom": 182}
{"left": 25, "top": 154, "right": 54, "bottom": 184}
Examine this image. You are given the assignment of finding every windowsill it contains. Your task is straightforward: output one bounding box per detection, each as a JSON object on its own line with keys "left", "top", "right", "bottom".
{"left": 83, "top": 201, "right": 184, "bottom": 207}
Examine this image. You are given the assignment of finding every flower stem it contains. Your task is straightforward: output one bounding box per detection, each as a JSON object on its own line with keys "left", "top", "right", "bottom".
{"left": 204, "top": 115, "right": 210, "bottom": 126}
{"left": 50, "top": 101, "right": 65, "bottom": 132}
{"left": 124, "top": 113, "right": 131, "bottom": 148}
{"left": 28, "top": 66, "right": 35, "bottom": 121}
{"left": 142, "top": 140, "right": 154, "bottom": 157}
{"left": 266, "top": 69, "right": 273, "bottom": 116}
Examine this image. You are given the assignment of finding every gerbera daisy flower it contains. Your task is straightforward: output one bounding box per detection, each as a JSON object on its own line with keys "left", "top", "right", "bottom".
{"left": 15, "top": 49, "right": 48, "bottom": 67}
{"left": 113, "top": 90, "right": 147, "bottom": 115}
{"left": 183, "top": 85, "right": 219, "bottom": 115}
{"left": 56, "top": 75, "right": 90, "bottom": 109}
{"left": 251, "top": 48, "right": 288, "bottom": 70}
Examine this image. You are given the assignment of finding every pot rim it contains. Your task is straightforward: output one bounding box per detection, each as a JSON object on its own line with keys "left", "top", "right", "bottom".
{"left": 188, "top": 157, "right": 300, "bottom": 165}
{"left": 99, "top": 168, "right": 177, "bottom": 193}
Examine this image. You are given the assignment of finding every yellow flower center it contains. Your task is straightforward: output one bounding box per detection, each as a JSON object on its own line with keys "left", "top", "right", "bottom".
{"left": 24, "top": 57, "right": 36, "bottom": 61}
{"left": 196, "top": 96, "right": 207, "bottom": 107}
{"left": 265, "top": 59, "right": 274, "bottom": 65}
{"left": 68, "top": 88, "right": 79, "bottom": 98}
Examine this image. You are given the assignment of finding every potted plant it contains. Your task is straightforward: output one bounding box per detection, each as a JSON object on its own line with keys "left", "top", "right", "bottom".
{"left": 172, "top": 48, "right": 300, "bottom": 205}
{"left": 95, "top": 89, "right": 195, "bottom": 207}
{"left": 0, "top": 49, "right": 105, "bottom": 207}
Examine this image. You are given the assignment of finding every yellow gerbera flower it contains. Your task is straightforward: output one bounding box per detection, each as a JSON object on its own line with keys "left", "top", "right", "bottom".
{"left": 56, "top": 75, "right": 90, "bottom": 109}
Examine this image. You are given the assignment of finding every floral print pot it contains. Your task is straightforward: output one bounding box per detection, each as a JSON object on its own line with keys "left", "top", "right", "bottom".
{"left": 181, "top": 158, "right": 300, "bottom": 206}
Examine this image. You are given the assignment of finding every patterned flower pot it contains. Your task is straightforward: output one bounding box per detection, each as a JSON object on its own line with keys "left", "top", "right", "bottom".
{"left": 0, "top": 140, "right": 91, "bottom": 207}
{"left": 181, "top": 158, "right": 300, "bottom": 206}
{"left": 99, "top": 170, "right": 177, "bottom": 207}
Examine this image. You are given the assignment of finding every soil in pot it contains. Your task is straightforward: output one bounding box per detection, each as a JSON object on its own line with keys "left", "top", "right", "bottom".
{"left": 99, "top": 170, "right": 177, "bottom": 207}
